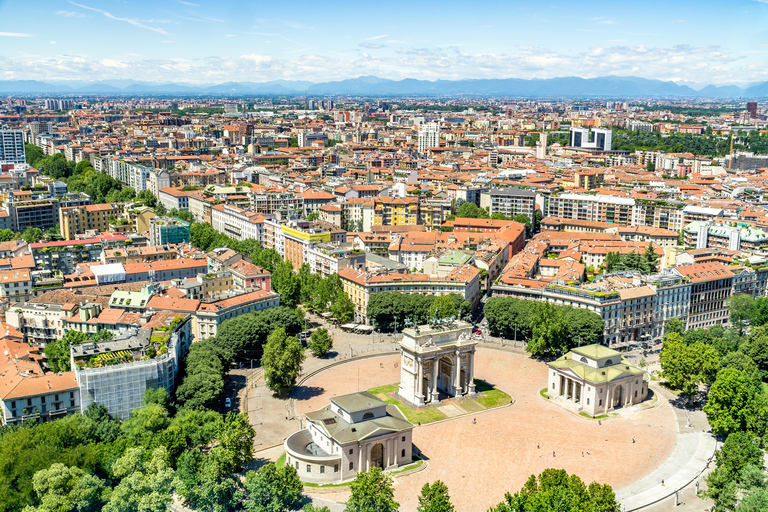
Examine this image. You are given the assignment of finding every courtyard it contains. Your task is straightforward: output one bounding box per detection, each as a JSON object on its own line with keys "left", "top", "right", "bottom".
{"left": 293, "top": 346, "right": 678, "bottom": 512}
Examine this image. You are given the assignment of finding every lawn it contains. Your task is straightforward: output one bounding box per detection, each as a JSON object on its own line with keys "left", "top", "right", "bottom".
{"left": 579, "top": 412, "right": 608, "bottom": 420}
{"left": 366, "top": 378, "right": 512, "bottom": 425}
{"left": 275, "top": 452, "right": 286, "bottom": 468}
{"left": 540, "top": 388, "right": 550, "bottom": 399}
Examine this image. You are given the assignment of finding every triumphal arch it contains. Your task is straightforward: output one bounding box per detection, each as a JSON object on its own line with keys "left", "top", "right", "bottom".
{"left": 398, "top": 319, "right": 477, "bottom": 406}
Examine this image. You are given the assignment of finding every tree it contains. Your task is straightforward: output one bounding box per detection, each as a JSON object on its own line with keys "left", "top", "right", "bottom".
{"left": 242, "top": 463, "right": 303, "bottom": 512}
{"left": 26, "top": 463, "right": 107, "bottom": 512}
{"left": 417, "top": 480, "right": 454, "bottom": 512}
{"left": 261, "top": 328, "right": 305, "bottom": 392}
{"left": 137, "top": 190, "right": 157, "bottom": 208}
{"left": 527, "top": 302, "right": 568, "bottom": 357}
{"left": 121, "top": 403, "right": 170, "bottom": 448}
{"left": 303, "top": 505, "right": 332, "bottom": 512}
{"left": 663, "top": 318, "right": 685, "bottom": 338}
{"left": 489, "top": 469, "right": 620, "bottom": 512}
{"left": 706, "top": 432, "right": 766, "bottom": 508}
{"left": 103, "top": 447, "right": 175, "bottom": 512}
{"left": 659, "top": 333, "right": 721, "bottom": 399}
{"left": 647, "top": 160, "right": 656, "bottom": 172}
{"left": 308, "top": 328, "right": 333, "bottom": 357}
{"left": 455, "top": 202, "right": 488, "bottom": 219}
{"left": 22, "top": 227, "right": 44, "bottom": 244}
{"left": 603, "top": 251, "right": 622, "bottom": 273}
{"left": 704, "top": 368, "right": 767, "bottom": 437}
{"left": 154, "top": 202, "right": 167, "bottom": 216}
{"left": 642, "top": 243, "right": 660, "bottom": 273}
{"left": 429, "top": 294, "right": 457, "bottom": 322}
{"left": 44, "top": 330, "right": 89, "bottom": 373}
{"left": 345, "top": 467, "right": 399, "bottom": 512}
{"left": 731, "top": 293, "right": 756, "bottom": 335}
{"left": 331, "top": 290, "right": 355, "bottom": 323}
{"left": 26, "top": 144, "right": 45, "bottom": 166}
{"left": 743, "top": 328, "right": 768, "bottom": 380}
{"left": 272, "top": 260, "right": 301, "bottom": 308}
{"left": 213, "top": 412, "right": 256, "bottom": 472}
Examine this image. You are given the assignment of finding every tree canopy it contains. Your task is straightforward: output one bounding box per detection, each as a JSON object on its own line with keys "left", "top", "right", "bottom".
{"left": 489, "top": 468, "right": 620, "bottom": 512}
{"left": 261, "top": 328, "right": 305, "bottom": 392}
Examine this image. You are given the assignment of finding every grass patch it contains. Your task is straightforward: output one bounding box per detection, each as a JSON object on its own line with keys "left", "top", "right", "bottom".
{"left": 540, "top": 388, "right": 550, "bottom": 399}
{"left": 579, "top": 412, "right": 609, "bottom": 420}
{"left": 389, "top": 458, "right": 424, "bottom": 475}
{"left": 458, "top": 400, "right": 484, "bottom": 413}
{"left": 303, "top": 480, "right": 351, "bottom": 488}
{"left": 385, "top": 399, "right": 446, "bottom": 424}
{"left": 660, "top": 381, "right": 683, "bottom": 396}
{"left": 275, "top": 452, "right": 286, "bottom": 468}
{"left": 476, "top": 388, "right": 512, "bottom": 408}
{"left": 368, "top": 383, "right": 399, "bottom": 395}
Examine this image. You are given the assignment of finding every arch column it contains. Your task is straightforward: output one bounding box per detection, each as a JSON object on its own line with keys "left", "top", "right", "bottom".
{"left": 431, "top": 356, "right": 440, "bottom": 402}
{"left": 467, "top": 348, "right": 476, "bottom": 394}
{"left": 416, "top": 357, "right": 424, "bottom": 404}
{"left": 453, "top": 350, "right": 463, "bottom": 396}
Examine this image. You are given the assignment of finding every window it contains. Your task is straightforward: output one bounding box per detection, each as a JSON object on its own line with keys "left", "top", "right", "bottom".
{"left": 402, "top": 436, "right": 405, "bottom": 442}
{"left": 363, "top": 412, "right": 374, "bottom": 420}
{"left": 320, "top": 466, "right": 325, "bottom": 474}
{"left": 349, "top": 448, "right": 353, "bottom": 454}
{"left": 295, "top": 462, "right": 299, "bottom": 470}
{"left": 599, "top": 399, "right": 602, "bottom": 406}
{"left": 401, "top": 449, "right": 405, "bottom": 457}
{"left": 634, "top": 391, "right": 638, "bottom": 398}
{"left": 334, "top": 464, "right": 339, "bottom": 473}
{"left": 349, "top": 462, "right": 354, "bottom": 471}
{"left": 587, "top": 398, "right": 590, "bottom": 405}
{"left": 306, "top": 465, "right": 311, "bottom": 473}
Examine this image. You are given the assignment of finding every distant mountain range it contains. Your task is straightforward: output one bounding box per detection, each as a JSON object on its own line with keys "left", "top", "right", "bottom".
{"left": 1, "top": 75, "right": 767, "bottom": 97}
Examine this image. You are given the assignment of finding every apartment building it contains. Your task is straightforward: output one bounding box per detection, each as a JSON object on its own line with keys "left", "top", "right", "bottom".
{"left": 644, "top": 269, "right": 691, "bottom": 338}
{"left": 250, "top": 191, "right": 304, "bottom": 215}
{"left": 676, "top": 262, "right": 734, "bottom": 330}
{"left": 339, "top": 265, "right": 481, "bottom": 325}
{"left": 0, "top": 269, "right": 32, "bottom": 303}
{"left": 0, "top": 344, "right": 79, "bottom": 425}
{"left": 188, "top": 192, "right": 216, "bottom": 224}
{"left": 148, "top": 217, "right": 190, "bottom": 246}
{"left": 228, "top": 259, "right": 271, "bottom": 291}
{"left": 59, "top": 203, "right": 121, "bottom": 240}
{"left": 0, "top": 130, "right": 25, "bottom": 164}
{"left": 6, "top": 302, "right": 79, "bottom": 347}
{"left": 684, "top": 221, "right": 768, "bottom": 252}
{"left": 211, "top": 203, "right": 264, "bottom": 242}
{"left": 158, "top": 186, "right": 195, "bottom": 211}
{"left": 631, "top": 201, "right": 685, "bottom": 231}
{"left": 195, "top": 289, "right": 280, "bottom": 340}
{"left": 547, "top": 194, "right": 634, "bottom": 225}
{"left": 480, "top": 187, "right": 537, "bottom": 220}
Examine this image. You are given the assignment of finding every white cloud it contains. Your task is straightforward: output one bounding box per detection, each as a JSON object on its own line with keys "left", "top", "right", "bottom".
{"left": 366, "top": 34, "right": 388, "bottom": 40}
{"left": 68, "top": 1, "right": 170, "bottom": 35}
{"left": 176, "top": 0, "right": 200, "bottom": 5}
{"left": 0, "top": 32, "right": 34, "bottom": 37}
{"left": 0, "top": 43, "right": 764, "bottom": 86}
{"left": 360, "top": 43, "right": 385, "bottom": 49}
{"left": 57, "top": 10, "right": 85, "bottom": 18}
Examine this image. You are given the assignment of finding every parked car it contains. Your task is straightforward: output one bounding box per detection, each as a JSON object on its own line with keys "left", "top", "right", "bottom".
{"left": 225, "top": 397, "right": 231, "bottom": 408}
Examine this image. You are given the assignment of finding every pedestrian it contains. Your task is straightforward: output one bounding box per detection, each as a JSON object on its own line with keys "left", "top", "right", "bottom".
{"left": 537, "top": 443, "right": 540, "bottom": 449}
{"left": 598, "top": 420, "right": 602, "bottom": 426}
{"left": 662, "top": 479, "right": 665, "bottom": 487}
{"left": 587, "top": 449, "right": 590, "bottom": 455}
{"left": 582, "top": 452, "right": 584, "bottom": 457}
{"left": 473, "top": 418, "right": 476, "bottom": 425}
{"left": 553, "top": 451, "right": 556, "bottom": 457}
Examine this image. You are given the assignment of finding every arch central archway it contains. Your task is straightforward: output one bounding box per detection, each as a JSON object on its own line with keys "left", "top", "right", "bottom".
{"left": 613, "top": 385, "right": 623, "bottom": 408}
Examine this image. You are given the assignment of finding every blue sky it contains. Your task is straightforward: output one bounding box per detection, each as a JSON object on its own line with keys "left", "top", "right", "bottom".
{"left": 1, "top": 0, "right": 767, "bottom": 85}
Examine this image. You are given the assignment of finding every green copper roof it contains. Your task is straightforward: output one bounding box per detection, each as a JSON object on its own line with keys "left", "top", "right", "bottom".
{"left": 330, "top": 391, "right": 387, "bottom": 414}
{"left": 438, "top": 250, "right": 472, "bottom": 266}
{"left": 571, "top": 344, "right": 621, "bottom": 360}
{"left": 305, "top": 403, "right": 413, "bottom": 445}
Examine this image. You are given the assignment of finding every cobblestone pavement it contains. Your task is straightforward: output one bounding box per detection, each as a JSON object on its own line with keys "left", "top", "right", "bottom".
{"left": 296, "top": 347, "right": 678, "bottom": 512}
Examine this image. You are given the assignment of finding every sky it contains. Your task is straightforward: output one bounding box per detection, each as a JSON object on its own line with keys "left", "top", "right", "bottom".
{"left": 1, "top": 0, "right": 768, "bottom": 86}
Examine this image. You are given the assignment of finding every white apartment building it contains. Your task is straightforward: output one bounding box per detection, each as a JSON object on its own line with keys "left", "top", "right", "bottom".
{"left": 418, "top": 122, "right": 441, "bottom": 154}
{"left": 211, "top": 203, "right": 264, "bottom": 242}
{"left": 0, "top": 131, "right": 25, "bottom": 164}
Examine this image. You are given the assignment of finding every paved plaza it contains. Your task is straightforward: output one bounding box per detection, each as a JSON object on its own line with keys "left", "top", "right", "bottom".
{"left": 294, "top": 347, "right": 681, "bottom": 512}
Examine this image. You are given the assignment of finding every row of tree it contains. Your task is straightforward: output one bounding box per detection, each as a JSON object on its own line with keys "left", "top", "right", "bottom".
{"left": 445, "top": 201, "right": 539, "bottom": 235}
{"left": 660, "top": 315, "right": 768, "bottom": 510}
{"left": 367, "top": 292, "right": 471, "bottom": 332}
{"left": 483, "top": 297, "right": 604, "bottom": 357}
{"left": 602, "top": 244, "right": 660, "bottom": 274}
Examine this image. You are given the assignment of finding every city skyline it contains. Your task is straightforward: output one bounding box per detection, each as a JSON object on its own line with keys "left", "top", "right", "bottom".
{"left": 1, "top": 0, "right": 768, "bottom": 85}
